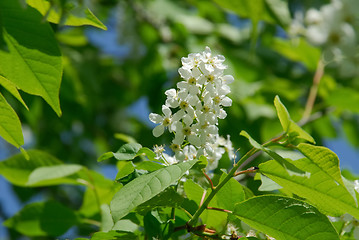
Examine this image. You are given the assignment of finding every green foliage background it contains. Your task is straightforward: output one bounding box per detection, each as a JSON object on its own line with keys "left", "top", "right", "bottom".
{"left": 1, "top": 0, "right": 359, "bottom": 239}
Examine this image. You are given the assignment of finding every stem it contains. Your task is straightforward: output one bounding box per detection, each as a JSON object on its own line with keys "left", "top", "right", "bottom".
{"left": 207, "top": 207, "right": 233, "bottom": 214}
{"left": 187, "top": 147, "right": 259, "bottom": 226}
{"left": 301, "top": 60, "right": 324, "bottom": 124}
{"left": 202, "top": 169, "right": 215, "bottom": 190}
{"left": 234, "top": 166, "right": 259, "bottom": 176}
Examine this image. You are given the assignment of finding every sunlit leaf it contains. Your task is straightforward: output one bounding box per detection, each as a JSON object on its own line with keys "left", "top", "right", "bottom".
{"left": 101, "top": 204, "right": 114, "bottom": 232}
{"left": 233, "top": 195, "right": 339, "bottom": 240}
{"left": 0, "top": 0, "right": 62, "bottom": 116}
{"left": 0, "top": 75, "right": 28, "bottom": 110}
{"left": 27, "top": 164, "right": 83, "bottom": 186}
{"left": 4, "top": 201, "right": 78, "bottom": 237}
{"left": 0, "top": 150, "right": 62, "bottom": 186}
{"left": 26, "top": 0, "right": 107, "bottom": 30}
{"left": 215, "top": 173, "right": 245, "bottom": 211}
{"left": 274, "top": 96, "right": 315, "bottom": 143}
{"left": 298, "top": 143, "right": 344, "bottom": 186}
{"left": 0, "top": 92, "right": 24, "bottom": 147}
{"left": 110, "top": 159, "right": 197, "bottom": 222}
{"left": 259, "top": 159, "right": 359, "bottom": 218}
{"left": 116, "top": 161, "right": 135, "bottom": 180}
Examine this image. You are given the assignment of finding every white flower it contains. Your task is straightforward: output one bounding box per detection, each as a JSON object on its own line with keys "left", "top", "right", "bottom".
{"left": 165, "top": 89, "right": 179, "bottom": 108}
{"left": 149, "top": 105, "right": 176, "bottom": 137}
{"left": 153, "top": 144, "right": 165, "bottom": 159}
{"left": 149, "top": 46, "right": 234, "bottom": 167}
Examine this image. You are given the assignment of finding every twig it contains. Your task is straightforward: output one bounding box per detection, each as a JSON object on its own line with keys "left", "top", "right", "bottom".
{"left": 200, "top": 189, "right": 207, "bottom": 207}
{"left": 202, "top": 169, "right": 215, "bottom": 190}
{"left": 207, "top": 207, "right": 233, "bottom": 214}
{"left": 234, "top": 166, "right": 259, "bottom": 176}
{"left": 301, "top": 60, "right": 325, "bottom": 123}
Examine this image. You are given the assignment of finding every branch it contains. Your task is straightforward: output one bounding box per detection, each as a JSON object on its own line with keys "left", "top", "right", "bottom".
{"left": 301, "top": 60, "right": 325, "bottom": 123}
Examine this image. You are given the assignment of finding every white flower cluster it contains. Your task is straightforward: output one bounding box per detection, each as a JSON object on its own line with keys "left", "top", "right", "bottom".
{"left": 290, "top": 0, "right": 359, "bottom": 77}
{"left": 149, "top": 47, "right": 234, "bottom": 169}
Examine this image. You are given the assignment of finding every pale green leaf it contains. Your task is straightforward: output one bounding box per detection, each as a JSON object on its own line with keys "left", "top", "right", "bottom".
{"left": 0, "top": 150, "right": 62, "bottom": 186}
{"left": 27, "top": 164, "right": 83, "bottom": 186}
{"left": 274, "top": 96, "right": 315, "bottom": 143}
{"left": 233, "top": 195, "right": 339, "bottom": 240}
{"left": 0, "top": 75, "right": 28, "bottom": 110}
{"left": 26, "top": 0, "right": 107, "bottom": 30}
{"left": 0, "top": 92, "right": 23, "bottom": 147}
{"left": 4, "top": 201, "right": 77, "bottom": 237}
{"left": 100, "top": 204, "right": 114, "bottom": 232}
{"left": 0, "top": 0, "right": 62, "bottom": 116}
{"left": 259, "top": 159, "right": 359, "bottom": 218}
{"left": 274, "top": 95, "right": 290, "bottom": 132}
{"left": 110, "top": 159, "right": 197, "bottom": 222}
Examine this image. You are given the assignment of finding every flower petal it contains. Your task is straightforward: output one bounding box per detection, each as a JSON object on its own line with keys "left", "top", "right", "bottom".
{"left": 153, "top": 125, "right": 165, "bottom": 137}
{"left": 149, "top": 113, "right": 163, "bottom": 123}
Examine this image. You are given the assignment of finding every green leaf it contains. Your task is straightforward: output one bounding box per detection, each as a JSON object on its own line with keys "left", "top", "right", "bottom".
{"left": 297, "top": 143, "right": 344, "bottom": 186}
{"left": 135, "top": 161, "right": 164, "bottom": 172}
{"left": 4, "top": 201, "right": 77, "bottom": 237}
{"left": 98, "top": 143, "right": 143, "bottom": 162}
{"left": 274, "top": 95, "right": 291, "bottom": 132}
{"left": 110, "top": 159, "right": 197, "bottom": 222}
{"left": 26, "top": 0, "right": 107, "bottom": 30}
{"left": 91, "top": 231, "right": 138, "bottom": 240}
{"left": 274, "top": 96, "right": 315, "bottom": 143}
{"left": 101, "top": 204, "right": 114, "bottom": 232}
{"left": 258, "top": 174, "right": 282, "bottom": 191}
{"left": 184, "top": 179, "right": 206, "bottom": 206}
{"left": 27, "top": 164, "right": 83, "bottom": 186}
{"left": 264, "top": 0, "right": 291, "bottom": 27}
{"left": 137, "top": 147, "right": 157, "bottom": 161}
{"left": 240, "top": 130, "right": 307, "bottom": 176}
{"left": 0, "top": 0, "right": 62, "bottom": 116}
{"left": 0, "top": 150, "right": 62, "bottom": 186}
{"left": 271, "top": 38, "right": 321, "bottom": 71}
{"left": 233, "top": 195, "right": 339, "bottom": 240}
{"left": 136, "top": 187, "right": 184, "bottom": 214}
{"left": 0, "top": 92, "right": 24, "bottom": 147}
{"left": 259, "top": 159, "right": 359, "bottom": 218}
{"left": 192, "top": 155, "right": 208, "bottom": 170}
{"left": 144, "top": 211, "right": 162, "bottom": 239}
{"left": 116, "top": 161, "right": 135, "bottom": 180}
{"left": 79, "top": 171, "right": 122, "bottom": 218}
{"left": 216, "top": 173, "right": 245, "bottom": 211}
{"left": 0, "top": 75, "right": 28, "bottom": 110}
{"left": 326, "top": 87, "right": 359, "bottom": 113}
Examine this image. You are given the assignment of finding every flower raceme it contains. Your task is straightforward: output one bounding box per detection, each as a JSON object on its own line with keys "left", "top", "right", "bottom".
{"left": 149, "top": 47, "right": 234, "bottom": 169}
